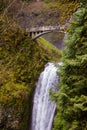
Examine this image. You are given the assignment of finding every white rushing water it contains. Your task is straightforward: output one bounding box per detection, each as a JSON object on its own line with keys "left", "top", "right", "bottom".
{"left": 31, "top": 62, "right": 61, "bottom": 130}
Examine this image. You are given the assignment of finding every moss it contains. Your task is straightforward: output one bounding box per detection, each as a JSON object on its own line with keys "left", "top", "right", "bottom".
{"left": 0, "top": 14, "right": 61, "bottom": 130}
{"left": 37, "top": 37, "right": 61, "bottom": 62}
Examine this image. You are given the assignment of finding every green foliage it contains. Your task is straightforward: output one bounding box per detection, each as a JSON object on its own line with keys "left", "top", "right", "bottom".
{"left": 0, "top": 13, "right": 61, "bottom": 129}
{"left": 53, "top": 7, "right": 87, "bottom": 130}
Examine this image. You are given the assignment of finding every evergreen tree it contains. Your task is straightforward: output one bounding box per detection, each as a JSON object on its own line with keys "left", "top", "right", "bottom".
{"left": 53, "top": 6, "right": 87, "bottom": 130}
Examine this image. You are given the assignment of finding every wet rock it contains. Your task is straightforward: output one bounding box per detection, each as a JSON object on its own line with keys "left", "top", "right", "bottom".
{"left": 31, "top": 12, "right": 39, "bottom": 17}
{"left": 54, "top": 13, "right": 59, "bottom": 17}
{"left": 0, "top": 108, "right": 20, "bottom": 130}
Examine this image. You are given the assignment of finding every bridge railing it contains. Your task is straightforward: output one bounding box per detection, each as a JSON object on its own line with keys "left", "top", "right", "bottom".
{"left": 28, "top": 26, "right": 59, "bottom": 32}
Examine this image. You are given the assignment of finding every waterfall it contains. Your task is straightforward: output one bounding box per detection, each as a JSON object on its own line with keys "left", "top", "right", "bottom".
{"left": 31, "top": 62, "right": 61, "bottom": 130}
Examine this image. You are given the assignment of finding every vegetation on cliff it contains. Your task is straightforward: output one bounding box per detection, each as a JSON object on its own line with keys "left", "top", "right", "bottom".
{"left": 0, "top": 12, "right": 61, "bottom": 130}
{"left": 53, "top": 4, "right": 87, "bottom": 130}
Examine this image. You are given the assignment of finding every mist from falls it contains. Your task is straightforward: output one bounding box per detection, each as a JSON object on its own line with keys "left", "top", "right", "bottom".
{"left": 31, "top": 62, "right": 61, "bottom": 130}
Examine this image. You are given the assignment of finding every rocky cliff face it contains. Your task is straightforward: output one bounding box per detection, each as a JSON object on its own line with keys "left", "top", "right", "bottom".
{"left": 6, "top": 0, "right": 78, "bottom": 49}
{"left": 19, "top": 1, "right": 78, "bottom": 47}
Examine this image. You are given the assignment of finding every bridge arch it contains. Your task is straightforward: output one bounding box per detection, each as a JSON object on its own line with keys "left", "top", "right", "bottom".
{"left": 31, "top": 30, "right": 54, "bottom": 40}
{"left": 26, "top": 26, "right": 65, "bottom": 40}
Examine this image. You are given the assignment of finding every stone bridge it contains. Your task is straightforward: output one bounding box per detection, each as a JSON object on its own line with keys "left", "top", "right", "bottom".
{"left": 26, "top": 26, "right": 64, "bottom": 40}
